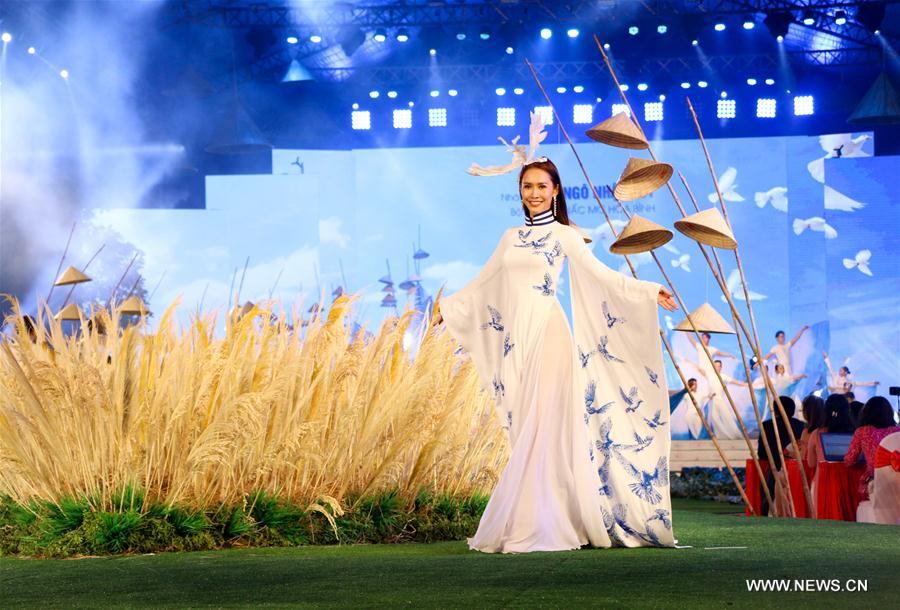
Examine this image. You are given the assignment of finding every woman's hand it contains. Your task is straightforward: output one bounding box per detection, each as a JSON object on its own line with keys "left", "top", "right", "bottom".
{"left": 657, "top": 287, "right": 678, "bottom": 312}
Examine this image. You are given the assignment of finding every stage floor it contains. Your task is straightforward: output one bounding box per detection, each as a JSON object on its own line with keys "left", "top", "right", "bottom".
{"left": 2, "top": 499, "right": 895, "bottom": 609}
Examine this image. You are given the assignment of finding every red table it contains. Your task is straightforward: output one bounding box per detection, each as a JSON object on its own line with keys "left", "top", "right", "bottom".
{"left": 744, "top": 459, "right": 811, "bottom": 518}
{"left": 814, "top": 461, "right": 867, "bottom": 521}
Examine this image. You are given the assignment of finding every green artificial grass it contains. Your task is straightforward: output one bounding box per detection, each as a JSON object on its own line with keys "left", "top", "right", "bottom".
{"left": 2, "top": 499, "right": 897, "bottom": 609}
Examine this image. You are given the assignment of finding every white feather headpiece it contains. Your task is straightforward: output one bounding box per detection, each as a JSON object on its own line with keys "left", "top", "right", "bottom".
{"left": 466, "top": 111, "right": 549, "bottom": 176}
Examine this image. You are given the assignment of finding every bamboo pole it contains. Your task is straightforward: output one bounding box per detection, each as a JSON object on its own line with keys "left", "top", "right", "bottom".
{"left": 684, "top": 99, "right": 813, "bottom": 516}
{"left": 107, "top": 252, "right": 139, "bottom": 307}
{"left": 522, "top": 58, "right": 758, "bottom": 513}
{"left": 46, "top": 221, "right": 77, "bottom": 305}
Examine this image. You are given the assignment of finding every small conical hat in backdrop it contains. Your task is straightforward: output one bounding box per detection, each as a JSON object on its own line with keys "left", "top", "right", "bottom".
{"left": 240, "top": 301, "right": 255, "bottom": 317}
{"left": 613, "top": 157, "right": 673, "bottom": 201}
{"left": 674, "top": 302, "right": 736, "bottom": 335}
{"left": 609, "top": 214, "right": 672, "bottom": 254}
{"left": 54, "top": 266, "right": 91, "bottom": 286}
{"left": 54, "top": 303, "right": 82, "bottom": 321}
{"left": 569, "top": 222, "right": 593, "bottom": 244}
{"left": 119, "top": 295, "right": 149, "bottom": 316}
{"left": 586, "top": 112, "right": 648, "bottom": 149}
{"left": 674, "top": 207, "right": 737, "bottom": 250}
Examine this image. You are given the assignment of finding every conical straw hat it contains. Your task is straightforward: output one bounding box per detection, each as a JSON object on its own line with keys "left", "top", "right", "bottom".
{"left": 609, "top": 214, "right": 673, "bottom": 254}
{"left": 119, "top": 295, "right": 149, "bottom": 316}
{"left": 674, "top": 302, "right": 736, "bottom": 335}
{"left": 54, "top": 303, "right": 82, "bottom": 321}
{"left": 569, "top": 223, "right": 593, "bottom": 244}
{"left": 674, "top": 207, "right": 737, "bottom": 250}
{"left": 240, "top": 301, "right": 255, "bottom": 317}
{"left": 613, "top": 157, "right": 673, "bottom": 201}
{"left": 586, "top": 112, "right": 648, "bottom": 150}
{"left": 54, "top": 266, "right": 91, "bottom": 286}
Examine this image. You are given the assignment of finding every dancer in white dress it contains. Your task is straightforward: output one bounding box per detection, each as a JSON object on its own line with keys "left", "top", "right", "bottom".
{"left": 764, "top": 326, "right": 808, "bottom": 375}
{"left": 435, "top": 159, "right": 678, "bottom": 553}
{"left": 698, "top": 359, "right": 748, "bottom": 439}
{"left": 671, "top": 378, "right": 712, "bottom": 440}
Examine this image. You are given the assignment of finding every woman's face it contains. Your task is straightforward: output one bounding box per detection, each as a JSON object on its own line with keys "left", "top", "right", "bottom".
{"left": 520, "top": 167, "right": 558, "bottom": 217}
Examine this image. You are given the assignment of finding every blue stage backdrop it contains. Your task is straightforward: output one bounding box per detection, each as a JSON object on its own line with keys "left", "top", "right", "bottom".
{"left": 55, "top": 131, "right": 896, "bottom": 436}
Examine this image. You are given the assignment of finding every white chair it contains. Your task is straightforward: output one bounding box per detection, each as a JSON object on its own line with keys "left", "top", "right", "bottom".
{"left": 870, "top": 431, "right": 900, "bottom": 525}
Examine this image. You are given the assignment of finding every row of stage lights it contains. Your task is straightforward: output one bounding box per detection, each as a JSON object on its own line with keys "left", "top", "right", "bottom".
{"left": 349, "top": 94, "right": 816, "bottom": 131}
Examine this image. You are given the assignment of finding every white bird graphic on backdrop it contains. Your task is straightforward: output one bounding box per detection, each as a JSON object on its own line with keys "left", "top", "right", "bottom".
{"left": 806, "top": 134, "right": 871, "bottom": 184}
{"left": 843, "top": 249, "right": 873, "bottom": 276}
{"left": 617, "top": 251, "right": 652, "bottom": 275}
{"left": 720, "top": 268, "right": 766, "bottom": 303}
{"left": 662, "top": 242, "right": 680, "bottom": 255}
{"left": 708, "top": 167, "right": 744, "bottom": 203}
{"left": 671, "top": 254, "right": 691, "bottom": 272}
{"left": 584, "top": 219, "right": 628, "bottom": 243}
{"left": 754, "top": 187, "right": 788, "bottom": 212}
{"left": 793, "top": 216, "right": 837, "bottom": 239}
{"left": 824, "top": 185, "right": 865, "bottom": 212}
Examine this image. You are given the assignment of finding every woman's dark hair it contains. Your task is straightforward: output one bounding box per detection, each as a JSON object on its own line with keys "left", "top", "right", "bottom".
{"left": 849, "top": 401, "right": 865, "bottom": 427}
{"left": 824, "top": 394, "right": 854, "bottom": 434}
{"left": 518, "top": 159, "right": 570, "bottom": 226}
{"left": 775, "top": 330, "right": 785, "bottom": 338}
{"left": 839, "top": 365, "right": 850, "bottom": 375}
{"left": 860, "top": 396, "right": 897, "bottom": 429}
{"left": 802, "top": 395, "right": 826, "bottom": 432}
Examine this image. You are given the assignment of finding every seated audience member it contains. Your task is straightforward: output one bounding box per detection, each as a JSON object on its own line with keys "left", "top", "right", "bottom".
{"left": 804, "top": 394, "right": 854, "bottom": 474}
{"left": 849, "top": 400, "right": 865, "bottom": 427}
{"left": 844, "top": 396, "right": 900, "bottom": 499}
{"left": 799, "top": 395, "right": 826, "bottom": 455}
{"left": 758, "top": 396, "right": 805, "bottom": 516}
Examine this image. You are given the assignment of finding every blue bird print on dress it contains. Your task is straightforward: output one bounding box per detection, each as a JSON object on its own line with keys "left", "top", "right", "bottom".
{"left": 578, "top": 346, "right": 595, "bottom": 368}
{"left": 629, "top": 432, "right": 654, "bottom": 452}
{"left": 648, "top": 509, "right": 672, "bottom": 529}
{"left": 597, "top": 336, "right": 625, "bottom": 363}
{"left": 515, "top": 231, "right": 551, "bottom": 250}
{"left": 534, "top": 240, "right": 563, "bottom": 266}
{"left": 616, "top": 455, "right": 669, "bottom": 505}
{"left": 506, "top": 410, "right": 513, "bottom": 429}
{"left": 602, "top": 301, "right": 627, "bottom": 329}
{"left": 643, "top": 409, "right": 667, "bottom": 429}
{"left": 517, "top": 228, "right": 532, "bottom": 241}
{"left": 585, "top": 379, "right": 614, "bottom": 419}
{"left": 620, "top": 386, "right": 644, "bottom": 412}
{"left": 492, "top": 376, "right": 505, "bottom": 399}
{"left": 645, "top": 366, "right": 660, "bottom": 387}
{"left": 533, "top": 272, "right": 554, "bottom": 296}
{"left": 479, "top": 305, "right": 504, "bottom": 332}
{"left": 503, "top": 332, "right": 514, "bottom": 356}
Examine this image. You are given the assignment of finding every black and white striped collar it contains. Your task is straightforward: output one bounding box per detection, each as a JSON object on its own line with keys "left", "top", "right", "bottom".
{"left": 525, "top": 209, "right": 555, "bottom": 226}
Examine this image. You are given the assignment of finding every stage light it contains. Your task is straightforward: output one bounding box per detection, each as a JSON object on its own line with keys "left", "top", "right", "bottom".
{"left": 834, "top": 10, "right": 847, "bottom": 26}
{"left": 387, "top": 91, "right": 398, "bottom": 98}
{"left": 714, "top": 23, "right": 726, "bottom": 32}
{"left": 628, "top": 26, "right": 639, "bottom": 36}
{"left": 801, "top": 11, "right": 816, "bottom": 26}
{"left": 286, "top": 35, "right": 298, "bottom": 44}
{"left": 573, "top": 85, "right": 584, "bottom": 93}
{"left": 747, "top": 78, "right": 757, "bottom": 85}
{"left": 429, "top": 108, "right": 448, "bottom": 127}
{"left": 644, "top": 102, "right": 664, "bottom": 122}
{"left": 540, "top": 28, "right": 552, "bottom": 40}
{"left": 497, "top": 107, "right": 516, "bottom": 127}
{"left": 534, "top": 105, "right": 554, "bottom": 125}
{"left": 658, "top": 25, "right": 668, "bottom": 34}
{"left": 374, "top": 29, "right": 387, "bottom": 43}
{"left": 429, "top": 48, "right": 436, "bottom": 56}
{"left": 351, "top": 110, "right": 371, "bottom": 130}
{"left": 637, "top": 83, "right": 648, "bottom": 91}
{"left": 573, "top": 104, "right": 593, "bottom": 124}
{"left": 1, "top": 32, "right": 11, "bottom": 43}
{"left": 856, "top": 2, "right": 885, "bottom": 33}
{"left": 692, "top": 39, "right": 699, "bottom": 46}
{"left": 720, "top": 91, "right": 728, "bottom": 99}
{"left": 393, "top": 109, "right": 412, "bottom": 129}
{"left": 60, "top": 69, "right": 69, "bottom": 79}
{"left": 448, "top": 89, "right": 458, "bottom": 97}
{"left": 408, "top": 101, "right": 415, "bottom": 107}
{"left": 777, "top": 35, "right": 784, "bottom": 42}
{"left": 756, "top": 98, "right": 777, "bottom": 118}
{"left": 603, "top": 43, "right": 611, "bottom": 50}
{"left": 763, "top": 11, "right": 793, "bottom": 41}
{"left": 456, "top": 32, "right": 466, "bottom": 41}
{"left": 352, "top": 103, "right": 359, "bottom": 110}
{"left": 596, "top": 97, "right": 603, "bottom": 103}
{"left": 310, "top": 34, "right": 322, "bottom": 44}
{"left": 339, "top": 27, "right": 366, "bottom": 56}
{"left": 743, "top": 17, "right": 755, "bottom": 30}
{"left": 506, "top": 46, "right": 514, "bottom": 54}
{"left": 28, "top": 46, "right": 36, "bottom": 54}
{"left": 793, "top": 95, "right": 814, "bottom": 116}
{"left": 698, "top": 81, "right": 708, "bottom": 88}
{"left": 396, "top": 29, "right": 409, "bottom": 42}
{"left": 513, "top": 87, "right": 524, "bottom": 95}
{"left": 556, "top": 86, "right": 567, "bottom": 94}
{"left": 765, "top": 78, "right": 775, "bottom": 85}
{"left": 369, "top": 90, "right": 380, "bottom": 99}
{"left": 680, "top": 82, "right": 691, "bottom": 89}
{"left": 619, "top": 84, "right": 629, "bottom": 92}
{"left": 480, "top": 28, "right": 490, "bottom": 40}
{"left": 611, "top": 103, "right": 630, "bottom": 117}
{"left": 659, "top": 94, "right": 666, "bottom": 101}
{"left": 430, "top": 90, "right": 439, "bottom": 97}
{"left": 717, "top": 99, "right": 736, "bottom": 119}
{"left": 495, "top": 87, "right": 506, "bottom": 96}
{"left": 567, "top": 28, "right": 579, "bottom": 38}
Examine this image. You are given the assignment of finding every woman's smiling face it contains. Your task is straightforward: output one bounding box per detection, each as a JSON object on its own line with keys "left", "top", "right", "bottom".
{"left": 520, "top": 167, "right": 558, "bottom": 217}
